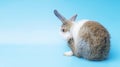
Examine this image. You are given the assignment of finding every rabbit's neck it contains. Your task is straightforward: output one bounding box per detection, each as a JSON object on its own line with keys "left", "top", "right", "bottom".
{"left": 70, "top": 19, "right": 89, "bottom": 45}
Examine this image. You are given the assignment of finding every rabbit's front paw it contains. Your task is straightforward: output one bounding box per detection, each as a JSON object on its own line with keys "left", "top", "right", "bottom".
{"left": 64, "top": 51, "right": 73, "bottom": 56}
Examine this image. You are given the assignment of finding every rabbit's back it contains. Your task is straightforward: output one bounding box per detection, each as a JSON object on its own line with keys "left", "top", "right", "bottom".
{"left": 75, "top": 21, "right": 110, "bottom": 60}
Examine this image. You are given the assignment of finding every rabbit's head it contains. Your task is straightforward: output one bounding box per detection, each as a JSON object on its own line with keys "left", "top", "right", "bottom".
{"left": 54, "top": 10, "right": 77, "bottom": 33}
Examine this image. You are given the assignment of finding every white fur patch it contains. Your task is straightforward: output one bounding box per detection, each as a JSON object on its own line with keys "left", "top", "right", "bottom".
{"left": 70, "top": 19, "right": 89, "bottom": 45}
{"left": 59, "top": 31, "right": 72, "bottom": 41}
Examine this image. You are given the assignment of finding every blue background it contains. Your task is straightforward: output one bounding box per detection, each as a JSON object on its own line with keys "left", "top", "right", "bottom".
{"left": 0, "top": 0, "right": 120, "bottom": 67}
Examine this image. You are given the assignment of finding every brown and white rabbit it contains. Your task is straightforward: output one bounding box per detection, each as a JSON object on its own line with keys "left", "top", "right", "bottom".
{"left": 54, "top": 10, "right": 110, "bottom": 60}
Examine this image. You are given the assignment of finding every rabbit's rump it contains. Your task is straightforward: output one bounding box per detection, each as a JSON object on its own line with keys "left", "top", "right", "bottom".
{"left": 74, "top": 21, "right": 110, "bottom": 60}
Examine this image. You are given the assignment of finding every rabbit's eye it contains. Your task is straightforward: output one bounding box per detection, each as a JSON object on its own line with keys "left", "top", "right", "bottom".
{"left": 62, "top": 29, "right": 65, "bottom": 32}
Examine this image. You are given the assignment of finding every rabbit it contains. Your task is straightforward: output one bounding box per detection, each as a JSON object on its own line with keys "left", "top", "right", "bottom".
{"left": 54, "top": 10, "right": 110, "bottom": 61}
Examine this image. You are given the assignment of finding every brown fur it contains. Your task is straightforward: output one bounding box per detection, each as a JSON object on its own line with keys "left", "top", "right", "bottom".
{"left": 68, "top": 38, "right": 75, "bottom": 54}
{"left": 78, "top": 21, "right": 110, "bottom": 60}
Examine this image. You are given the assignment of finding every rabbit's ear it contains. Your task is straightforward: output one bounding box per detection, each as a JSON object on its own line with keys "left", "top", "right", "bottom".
{"left": 54, "top": 10, "right": 67, "bottom": 23}
{"left": 69, "top": 14, "right": 77, "bottom": 21}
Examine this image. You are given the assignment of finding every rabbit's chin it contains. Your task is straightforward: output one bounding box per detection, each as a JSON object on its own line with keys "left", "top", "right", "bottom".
{"left": 59, "top": 31, "right": 72, "bottom": 41}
